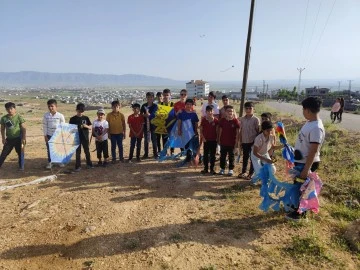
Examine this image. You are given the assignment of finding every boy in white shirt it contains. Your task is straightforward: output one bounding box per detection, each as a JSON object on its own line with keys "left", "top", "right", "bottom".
{"left": 42, "top": 99, "right": 65, "bottom": 169}
{"left": 92, "top": 109, "right": 109, "bottom": 167}
{"left": 286, "top": 97, "right": 325, "bottom": 222}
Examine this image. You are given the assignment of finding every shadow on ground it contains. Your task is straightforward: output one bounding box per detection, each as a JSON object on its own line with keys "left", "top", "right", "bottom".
{"left": 0, "top": 213, "right": 283, "bottom": 260}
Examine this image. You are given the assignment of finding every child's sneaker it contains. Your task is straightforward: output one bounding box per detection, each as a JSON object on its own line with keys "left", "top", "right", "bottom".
{"left": 219, "top": 169, "right": 225, "bottom": 175}
{"left": 136, "top": 157, "right": 141, "bottom": 162}
{"left": 228, "top": 170, "right": 234, "bottom": 176}
{"left": 97, "top": 161, "right": 103, "bottom": 166}
{"left": 74, "top": 167, "right": 81, "bottom": 172}
{"left": 201, "top": 169, "right": 208, "bottom": 174}
{"left": 46, "top": 162, "right": 52, "bottom": 169}
{"left": 128, "top": 159, "right": 133, "bottom": 163}
{"left": 86, "top": 164, "right": 95, "bottom": 169}
{"left": 103, "top": 161, "right": 108, "bottom": 167}
{"left": 210, "top": 170, "right": 217, "bottom": 175}
{"left": 285, "top": 211, "right": 307, "bottom": 222}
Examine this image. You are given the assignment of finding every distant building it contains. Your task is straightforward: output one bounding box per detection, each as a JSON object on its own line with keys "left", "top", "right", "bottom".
{"left": 186, "top": 80, "right": 210, "bottom": 98}
{"left": 229, "top": 91, "right": 259, "bottom": 100}
{"left": 305, "top": 86, "right": 330, "bottom": 97}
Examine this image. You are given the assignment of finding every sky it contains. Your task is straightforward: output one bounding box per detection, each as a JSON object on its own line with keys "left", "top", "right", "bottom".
{"left": 0, "top": 0, "right": 359, "bottom": 82}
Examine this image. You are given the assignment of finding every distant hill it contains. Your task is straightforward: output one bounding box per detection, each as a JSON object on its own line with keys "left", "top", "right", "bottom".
{"left": 0, "top": 71, "right": 183, "bottom": 87}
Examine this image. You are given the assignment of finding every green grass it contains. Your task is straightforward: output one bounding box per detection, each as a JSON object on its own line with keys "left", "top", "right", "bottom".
{"left": 327, "top": 203, "right": 360, "bottom": 221}
{"left": 285, "top": 234, "right": 331, "bottom": 263}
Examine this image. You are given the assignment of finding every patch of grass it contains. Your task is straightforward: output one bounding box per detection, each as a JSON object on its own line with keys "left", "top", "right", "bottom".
{"left": 285, "top": 235, "right": 330, "bottom": 262}
{"left": 330, "top": 234, "right": 351, "bottom": 251}
{"left": 327, "top": 203, "right": 360, "bottom": 221}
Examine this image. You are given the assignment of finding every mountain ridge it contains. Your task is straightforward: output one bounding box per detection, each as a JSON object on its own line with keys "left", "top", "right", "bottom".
{"left": 0, "top": 71, "right": 183, "bottom": 87}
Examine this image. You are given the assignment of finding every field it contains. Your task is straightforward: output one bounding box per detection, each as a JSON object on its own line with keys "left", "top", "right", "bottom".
{"left": 0, "top": 96, "right": 359, "bottom": 270}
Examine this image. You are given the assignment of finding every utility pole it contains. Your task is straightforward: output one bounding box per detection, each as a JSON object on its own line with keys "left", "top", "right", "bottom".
{"left": 266, "top": 84, "right": 269, "bottom": 100}
{"left": 297, "top": 68, "right": 305, "bottom": 95}
{"left": 262, "top": 80, "right": 265, "bottom": 100}
{"left": 348, "top": 80, "right": 353, "bottom": 100}
{"left": 240, "top": 0, "right": 256, "bottom": 117}
{"left": 337, "top": 81, "right": 341, "bottom": 92}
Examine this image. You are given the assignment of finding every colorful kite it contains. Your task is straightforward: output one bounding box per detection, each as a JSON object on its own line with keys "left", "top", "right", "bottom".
{"left": 48, "top": 123, "right": 80, "bottom": 164}
{"left": 276, "top": 121, "right": 295, "bottom": 167}
{"left": 158, "top": 119, "right": 199, "bottom": 166}
{"left": 256, "top": 162, "right": 322, "bottom": 214}
{"left": 151, "top": 104, "right": 174, "bottom": 134}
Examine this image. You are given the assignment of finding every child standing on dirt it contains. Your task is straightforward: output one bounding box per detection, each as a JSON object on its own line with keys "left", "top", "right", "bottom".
{"left": 106, "top": 100, "right": 126, "bottom": 163}
{"left": 69, "top": 103, "right": 93, "bottom": 171}
{"left": 92, "top": 109, "right": 109, "bottom": 167}
{"left": 238, "top": 102, "right": 260, "bottom": 180}
{"left": 127, "top": 103, "right": 144, "bottom": 162}
{"left": 285, "top": 97, "right": 325, "bottom": 222}
{"left": 177, "top": 99, "right": 199, "bottom": 162}
{"left": 141, "top": 92, "right": 158, "bottom": 159}
{"left": 218, "top": 105, "right": 240, "bottom": 176}
{"left": 0, "top": 102, "right": 26, "bottom": 171}
{"left": 251, "top": 121, "right": 282, "bottom": 180}
{"left": 200, "top": 105, "right": 219, "bottom": 175}
{"left": 43, "top": 99, "right": 66, "bottom": 169}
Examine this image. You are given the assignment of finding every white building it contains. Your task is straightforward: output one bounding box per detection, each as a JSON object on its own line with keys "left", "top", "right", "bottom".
{"left": 186, "top": 80, "right": 210, "bottom": 98}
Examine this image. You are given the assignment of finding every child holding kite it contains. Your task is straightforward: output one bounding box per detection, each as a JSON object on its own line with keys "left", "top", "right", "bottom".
{"left": 43, "top": 99, "right": 65, "bottom": 169}
{"left": 69, "top": 103, "right": 93, "bottom": 171}
{"left": 286, "top": 97, "right": 325, "bottom": 221}
{"left": 177, "top": 99, "right": 199, "bottom": 163}
{"left": 251, "top": 121, "right": 282, "bottom": 180}
{"left": 0, "top": 102, "right": 26, "bottom": 171}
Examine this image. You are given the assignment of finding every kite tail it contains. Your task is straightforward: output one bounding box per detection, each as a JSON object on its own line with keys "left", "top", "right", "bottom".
{"left": 176, "top": 136, "right": 200, "bottom": 168}
{"left": 298, "top": 172, "right": 323, "bottom": 214}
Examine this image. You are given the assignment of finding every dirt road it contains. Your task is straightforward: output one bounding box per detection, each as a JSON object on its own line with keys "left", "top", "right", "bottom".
{"left": 265, "top": 101, "right": 360, "bottom": 132}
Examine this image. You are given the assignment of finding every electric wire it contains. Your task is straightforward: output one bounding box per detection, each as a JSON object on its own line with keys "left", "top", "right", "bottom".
{"left": 306, "top": 0, "right": 337, "bottom": 67}
{"left": 302, "top": 0, "right": 323, "bottom": 66}
{"left": 298, "top": 0, "right": 310, "bottom": 66}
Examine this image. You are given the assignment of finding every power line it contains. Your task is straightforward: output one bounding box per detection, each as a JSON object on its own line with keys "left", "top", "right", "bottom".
{"left": 306, "top": 0, "right": 337, "bottom": 67}
{"left": 298, "top": 0, "right": 310, "bottom": 66}
{"left": 302, "top": 0, "right": 323, "bottom": 66}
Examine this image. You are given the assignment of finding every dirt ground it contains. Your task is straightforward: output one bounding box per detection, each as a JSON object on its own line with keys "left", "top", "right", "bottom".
{"left": 0, "top": 100, "right": 358, "bottom": 270}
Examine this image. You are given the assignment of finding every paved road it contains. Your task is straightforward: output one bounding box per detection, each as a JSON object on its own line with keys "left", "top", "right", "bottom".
{"left": 265, "top": 101, "right": 360, "bottom": 132}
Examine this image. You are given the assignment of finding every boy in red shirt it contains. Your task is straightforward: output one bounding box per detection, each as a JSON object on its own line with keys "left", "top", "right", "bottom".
{"left": 174, "top": 89, "right": 187, "bottom": 115}
{"left": 218, "top": 105, "right": 240, "bottom": 176}
{"left": 127, "top": 103, "right": 144, "bottom": 162}
{"left": 200, "top": 105, "right": 218, "bottom": 174}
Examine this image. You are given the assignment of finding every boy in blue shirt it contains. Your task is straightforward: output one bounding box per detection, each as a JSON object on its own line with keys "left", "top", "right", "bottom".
{"left": 177, "top": 99, "right": 199, "bottom": 162}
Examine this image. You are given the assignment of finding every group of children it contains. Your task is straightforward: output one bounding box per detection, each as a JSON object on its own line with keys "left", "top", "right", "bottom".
{"left": 0, "top": 94, "right": 325, "bottom": 221}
